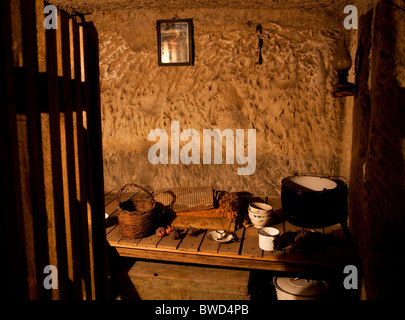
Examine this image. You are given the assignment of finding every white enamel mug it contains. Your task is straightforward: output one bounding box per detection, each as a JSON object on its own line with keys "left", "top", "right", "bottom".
{"left": 258, "top": 227, "right": 280, "bottom": 251}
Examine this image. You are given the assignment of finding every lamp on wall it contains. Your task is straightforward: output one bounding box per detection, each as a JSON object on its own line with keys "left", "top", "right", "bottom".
{"left": 332, "top": 39, "right": 355, "bottom": 97}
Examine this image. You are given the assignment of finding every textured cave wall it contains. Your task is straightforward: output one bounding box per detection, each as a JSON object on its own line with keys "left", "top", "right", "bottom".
{"left": 90, "top": 6, "right": 351, "bottom": 195}
{"left": 349, "top": 0, "right": 405, "bottom": 299}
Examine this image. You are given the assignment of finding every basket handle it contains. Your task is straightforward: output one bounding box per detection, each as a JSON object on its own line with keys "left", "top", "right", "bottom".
{"left": 153, "top": 190, "right": 177, "bottom": 209}
{"left": 117, "top": 183, "right": 155, "bottom": 205}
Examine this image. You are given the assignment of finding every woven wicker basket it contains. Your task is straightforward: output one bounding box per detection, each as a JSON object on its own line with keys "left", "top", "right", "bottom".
{"left": 117, "top": 183, "right": 156, "bottom": 239}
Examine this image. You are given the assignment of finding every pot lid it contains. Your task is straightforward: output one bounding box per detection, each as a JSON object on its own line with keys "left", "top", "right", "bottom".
{"left": 273, "top": 277, "right": 328, "bottom": 297}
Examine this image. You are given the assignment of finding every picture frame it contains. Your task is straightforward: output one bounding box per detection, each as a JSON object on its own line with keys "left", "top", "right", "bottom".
{"left": 156, "top": 19, "right": 194, "bottom": 66}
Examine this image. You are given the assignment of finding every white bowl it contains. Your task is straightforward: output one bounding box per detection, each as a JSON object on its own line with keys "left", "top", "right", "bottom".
{"left": 248, "top": 209, "right": 271, "bottom": 228}
{"left": 287, "top": 176, "right": 337, "bottom": 191}
{"left": 249, "top": 202, "right": 273, "bottom": 215}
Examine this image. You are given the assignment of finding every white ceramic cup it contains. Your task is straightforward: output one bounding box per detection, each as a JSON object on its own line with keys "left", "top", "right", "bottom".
{"left": 215, "top": 230, "right": 225, "bottom": 240}
{"left": 258, "top": 227, "right": 280, "bottom": 251}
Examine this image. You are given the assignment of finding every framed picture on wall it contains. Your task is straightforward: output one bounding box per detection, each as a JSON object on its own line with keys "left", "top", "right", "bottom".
{"left": 157, "top": 19, "right": 194, "bottom": 66}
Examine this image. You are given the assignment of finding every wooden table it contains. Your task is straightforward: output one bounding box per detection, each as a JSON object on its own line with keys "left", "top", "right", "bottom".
{"left": 105, "top": 190, "right": 359, "bottom": 274}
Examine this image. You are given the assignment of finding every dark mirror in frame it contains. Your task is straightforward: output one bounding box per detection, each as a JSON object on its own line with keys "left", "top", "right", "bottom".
{"left": 157, "top": 19, "right": 194, "bottom": 66}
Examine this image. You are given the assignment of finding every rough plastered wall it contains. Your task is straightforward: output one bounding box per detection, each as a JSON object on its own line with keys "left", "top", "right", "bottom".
{"left": 90, "top": 6, "right": 349, "bottom": 195}
{"left": 349, "top": 0, "right": 405, "bottom": 299}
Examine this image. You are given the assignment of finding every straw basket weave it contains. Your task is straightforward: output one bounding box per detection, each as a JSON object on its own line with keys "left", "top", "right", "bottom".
{"left": 117, "top": 184, "right": 156, "bottom": 239}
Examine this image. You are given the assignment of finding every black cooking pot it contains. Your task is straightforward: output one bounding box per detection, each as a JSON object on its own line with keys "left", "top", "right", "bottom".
{"left": 281, "top": 175, "right": 348, "bottom": 228}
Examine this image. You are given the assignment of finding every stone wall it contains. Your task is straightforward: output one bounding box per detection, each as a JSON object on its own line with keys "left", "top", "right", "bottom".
{"left": 90, "top": 6, "right": 350, "bottom": 195}
{"left": 349, "top": 0, "right": 405, "bottom": 299}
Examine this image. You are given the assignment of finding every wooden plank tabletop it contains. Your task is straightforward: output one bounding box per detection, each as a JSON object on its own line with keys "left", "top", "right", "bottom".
{"left": 104, "top": 192, "right": 358, "bottom": 273}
